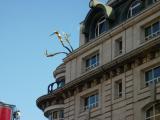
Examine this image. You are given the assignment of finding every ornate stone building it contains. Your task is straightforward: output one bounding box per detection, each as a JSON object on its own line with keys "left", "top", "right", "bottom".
{"left": 36, "top": 0, "right": 160, "bottom": 120}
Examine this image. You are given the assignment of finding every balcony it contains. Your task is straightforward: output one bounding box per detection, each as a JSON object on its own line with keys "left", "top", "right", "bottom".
{"left": 48, "top": 81, "right": 65, "bottom": 94}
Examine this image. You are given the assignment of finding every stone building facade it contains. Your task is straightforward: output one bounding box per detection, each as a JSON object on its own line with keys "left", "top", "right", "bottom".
{"left": 36, "top": 0, "right": 160, "bottom": 120}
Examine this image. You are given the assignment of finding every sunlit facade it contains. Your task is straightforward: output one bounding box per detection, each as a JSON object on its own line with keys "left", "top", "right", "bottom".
{"left": 36, "top": 0, "right": 160, "bottom": 120}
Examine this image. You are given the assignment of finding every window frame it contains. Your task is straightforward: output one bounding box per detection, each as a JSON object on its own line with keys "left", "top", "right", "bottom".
{"left": 95, "top": 16, "right": 107, "bottom": 37}
{"left": 128, "top": 0, "right": 142, "bottom": 18}
{"left": 115, "top": 38, "right": 123, "bottom": 57}
{"left": 144, "top": 20, "right": 160, "bottom": 41}
{"left": 85, "top": 53, "right": 100, "bottom": 71}
{"left": 145, "top": 103, "right": 160, "bottom": 120}
{"left": 84, "top": 93, "right": 99, "bottom": 110}
{"left": 144, "top": 66, "right": 160, "bottom": 86}
{"left": 114, "top": 79, "right": 123, "bottom": 99}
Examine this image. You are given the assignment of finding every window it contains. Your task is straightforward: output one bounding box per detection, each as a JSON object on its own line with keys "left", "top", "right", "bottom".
{"left": 85, "top": 53, "right": 99, "bottom": 71}
{"left": 145, "top": 21, "right": 160, "bottom": 41}
{"left": 59, "top": 110, "right": 64, "bottom": 120}
{"left": 128, "top": 0, "right": 141, "bottom": 17}
{"left": 48, "top": 111, "right": 64, "bottom": 120}
{"left": 84, "top": 93, "right": 98, "bottom": 110}
{"left": 52, "top": 112, "right": 58, "bottom": 120}
{"left": 95, "top": 17, "right": 107, "bottom": 37}
{"left": 114, "top": 80, "right": 122, "bottom": 99}
{"left": 145, "top": 66, "right": 160, "bottom": 86}
{"left": 115, "top": 38, "right": 123, "bottom": 56}
{"left": 145, "top": 103, "right": 160, "bottom": 120}
{"left": 57, "top": 81, "right": 65, "bottom": 88}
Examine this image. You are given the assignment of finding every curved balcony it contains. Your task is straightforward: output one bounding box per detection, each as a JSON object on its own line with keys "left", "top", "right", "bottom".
{"left": 48, "top": 81, "right": 65, "bottom": 94}
{"left": 44, "top": 104, "right": 64, "bottom": 114}
{"left": 44, "top": 103, "right": 64, "bottom": 119}
{"left": 53, "top": 64, "right": 65, "bottom": 80}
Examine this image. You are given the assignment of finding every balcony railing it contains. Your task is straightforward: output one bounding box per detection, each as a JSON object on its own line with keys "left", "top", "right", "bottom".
{"left": 48, "top": 81, "right": 65, "bottom": 93}
{"left": 145, "top": 30, "right": 160, "bottom": 41}
{"left": 146, "top": 77, "right": 160, "bottom": 86}
{"left": 86, "top": 62, "right": 99, "bottom": 71}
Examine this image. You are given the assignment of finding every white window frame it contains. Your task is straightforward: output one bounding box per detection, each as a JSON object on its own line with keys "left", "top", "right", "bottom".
{"left": 95, "top": 16, "right": 106, "bottom": 37}
{"left": 145, "top": 103, "right": 160, "bottom": 120}
{"left": 84, "top": 94, "right": 99, "bottom": 110}
{"left": 128, "top": 0, "right": 141, "bottom": 17}
{"left": 85, "top": 53, "right": 99, "bottom": 71}
{"left": 145, "top": 66, "right": 160, "bottom": 86}
{"left": 114, "top": 79, "right": 123, "bottom": 99}
{"left": 145, "top": 20, "right": 160, "bottom": 41}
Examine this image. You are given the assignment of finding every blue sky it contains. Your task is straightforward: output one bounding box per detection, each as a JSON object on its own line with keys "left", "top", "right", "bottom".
{"left": 0, "top": 0, "right": 107, "bottom": 120}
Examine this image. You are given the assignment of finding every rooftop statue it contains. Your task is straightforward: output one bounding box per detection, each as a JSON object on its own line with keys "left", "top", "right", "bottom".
{"left": 45, "top": 31, "right": 74, "bottom": 58}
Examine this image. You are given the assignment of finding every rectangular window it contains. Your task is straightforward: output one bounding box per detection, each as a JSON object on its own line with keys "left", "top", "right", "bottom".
{"left": 115, "top": 38, "right": 123, "bottom": 57}
{"left": 144, "top": 20, "right": 160, "bottom": 41}
{"left": 84, "top": 93, "right": 98, "bottom": 110}
{"left": 85, "top": 53, "right": 99, "bottom": 71}
{"left": 145, "top": 103, "right": 160, "bottom": 120}
{"left": 114, "top": 80, "right": 122, "bottom": 99}
{"left": 145, "top": 66, "right": 160, "bottom": 86}
{"left": 52, "top": 112, "right": 58, "bottom": 119}
{"left": 59, "top": 110, "right": 64, "bottom": 119}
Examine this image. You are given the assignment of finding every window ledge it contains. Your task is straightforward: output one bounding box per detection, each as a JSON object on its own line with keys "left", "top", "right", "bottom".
{"left": 138, "top": 82, "right": 160, "bottom": 95}
{"left": 114, "top": 53, "right": 123, "bottom": 59}
{"left": 78, "top": 107, "right": 101, "bottom": 118}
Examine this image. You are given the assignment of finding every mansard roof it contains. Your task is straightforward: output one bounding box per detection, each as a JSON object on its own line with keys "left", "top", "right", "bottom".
{"left": 83, "top": 1, "right": 115, "bottom": 34}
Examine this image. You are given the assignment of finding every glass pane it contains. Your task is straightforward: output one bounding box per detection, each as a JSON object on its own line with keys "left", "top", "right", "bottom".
{"left": 145, "top": 70, "right": 153, "bottom": 82}
{"left": 154, "top": 66, "right": 160, "bottom": 78}
{"left": 152, "top": 22, "right": 160, "bottom": 33}
{"left": 132, "top": 6, "right": 141, "bottom": 16}
{"left": 99, "top": 22, "right": 106, "bottom": 34}
{"left": 155, "top": 103, "right": 160, "bottom": 115}
{"left": 59, "top": 110, "right": 64, "bottom": 118}
{"left": 58, "top": 81, "right": 65, "bottom": 88}
{"left": 90, "top": 95, "right": 96, "bottom": 105}
{"left": 145, "top": 26, "right": 152, "bottom": 37}
{"left": 91, "top": 55, "right": 96, "bottom": 65}
{"left": 52, "top": 112, "right": 58, "bottom": 119}
{"left": 146, "top": 107, "right": 154, "bottom": 118}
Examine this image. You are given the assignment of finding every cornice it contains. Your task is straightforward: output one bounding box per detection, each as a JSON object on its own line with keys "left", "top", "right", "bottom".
{"left": 37, "top": 36, "right": 160, "bottom": 110}
{"left": 63, "top": 1, "right": 160, "bottom": 63}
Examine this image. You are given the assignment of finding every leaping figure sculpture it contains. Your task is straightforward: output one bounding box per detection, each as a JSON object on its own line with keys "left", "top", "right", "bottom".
{"left": 45, "top": 31, "right": 74, "bottom": 58}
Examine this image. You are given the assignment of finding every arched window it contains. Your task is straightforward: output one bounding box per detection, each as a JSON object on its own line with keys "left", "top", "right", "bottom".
{"left": 128, "top": 0, "right": 142, "bottom": 18}
{"left": 145, "top": 103, "right": 160, "bottom": 120}
{"left": 95, "top": 16, "right": 107, "bottom": 37}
